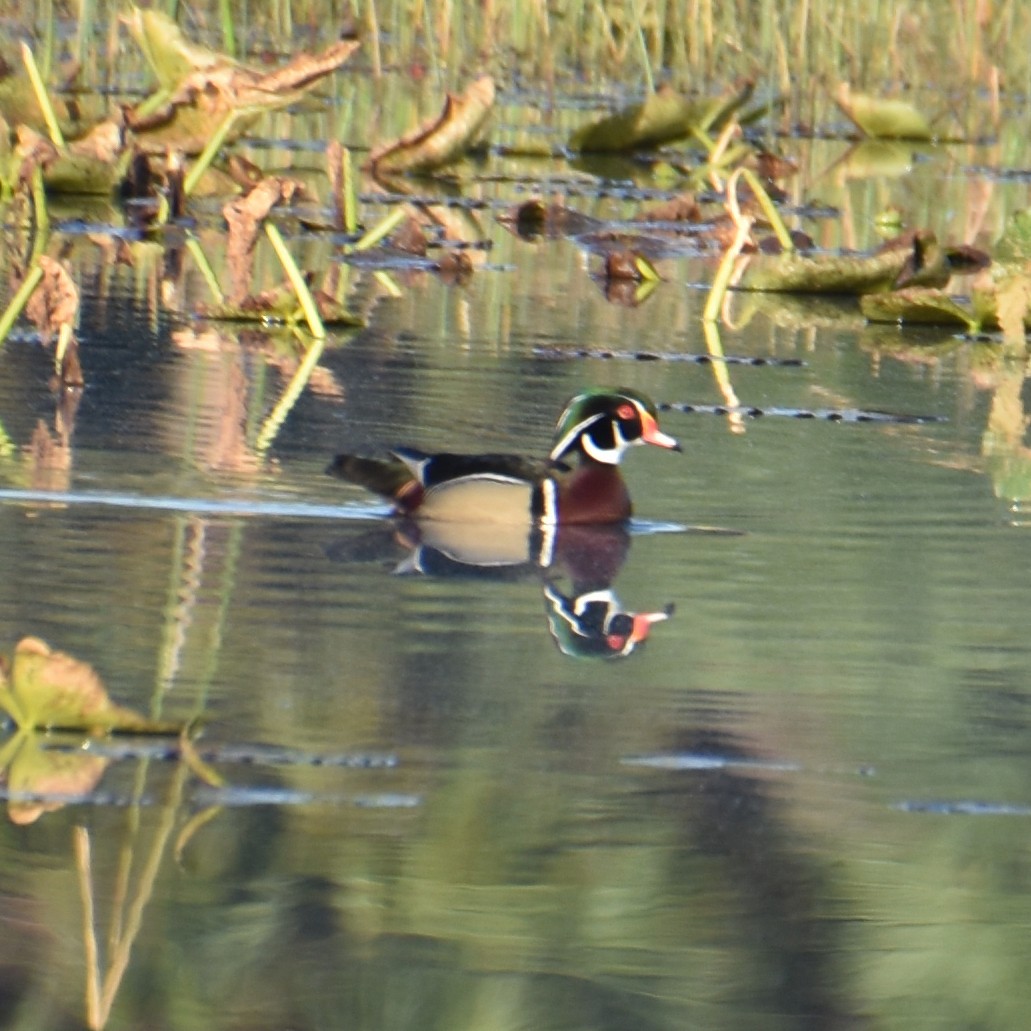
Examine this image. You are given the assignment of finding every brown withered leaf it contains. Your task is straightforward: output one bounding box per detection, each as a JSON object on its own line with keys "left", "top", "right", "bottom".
{"left": 369, "top": 75, "right": 495, "bottom": 176}
{"left": 393, "top": 216, "right": 430, "bottom": 256}
{"left": 167, "top": 40, "right": 361, "bottom": 111}
{"left": 435, "top": 249, "right": 475, "bottom": 284}
{"left": 24, "top": 256, "right": 79, "bottom": 347}
{"left": 14, "top": 124, "right": 59, "bottom": 184}
{"left": 751, "top": 150, "right": 798, "bottom": 182}
{"left": 497, "top": 200, "right": 605, "bottom": 240}
{"left": 604, "top": 251, "right": 649, "bottom": 281}
{"left": 223, "top": 177, "right": 303, "bottom": 303}
{"left": 225, "top": 153, "right": 266, "bottom": 191}
{"left": 633, "top": 192, "right": 702, "bottom": 223}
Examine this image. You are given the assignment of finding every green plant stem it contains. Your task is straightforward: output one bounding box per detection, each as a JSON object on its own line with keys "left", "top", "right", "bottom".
{"left": 183, "top": 112, "right": 238, "bottom": 196}
{"left": 0, "top": 264, "right": 44, "bottom": 347}
{"left": 701, "top": 320, "right": 745, "bottom": 435}
{"left": 739, "top": 167, "right": 794, "bottom": 252}
{"left": 631, "top": 0, "right": 655, "bottom": 94}
{"left": 341, "top": 147, "right": 357, "bottom": 234}
{"left": 265, "top": 223, "right": 326, "bottom": 337}
{"left": 20, "top": 42, "right": 65, "bottom": 149}
{"left": 218, "top": 0, "right": 237, "bottom": 57}
{"left": 30, "top": 168, "right": 50, "bottom": 259}
{"left": 350, "top": 207, "right": 408, "bottom": 253}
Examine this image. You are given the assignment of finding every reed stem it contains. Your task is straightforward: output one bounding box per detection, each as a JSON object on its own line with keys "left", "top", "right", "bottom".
{"left": 265, "top": 223, "right": 326, "bottom": 337}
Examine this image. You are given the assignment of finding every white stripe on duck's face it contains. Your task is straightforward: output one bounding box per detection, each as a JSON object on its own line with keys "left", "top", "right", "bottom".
{"left": 550, "top": 410, "right": 638, "bottom": 466}
{"left": 580, "top": 418, "right": 636, "bottom": 464}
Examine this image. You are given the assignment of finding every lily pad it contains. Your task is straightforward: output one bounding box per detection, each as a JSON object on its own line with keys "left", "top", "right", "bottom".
{"left": 835, "top": 83, "right": 934, "bottom": 140}
{"left": 0, "top": 637, "right": 179, "bottom": 733}
{"left": 739, "top": 229, "right": 955, "bottom": 295}
{"left": 16, "top": 121, "right": 132, "bottom": 195}
{"left": 570, "top": 80, "right": 753, "bottom": 153}
{"left": 369, "top": 75, "right": 495, "bottom": 176}
{"left": 860, "top": 288, "right": 978, "bottom": 329}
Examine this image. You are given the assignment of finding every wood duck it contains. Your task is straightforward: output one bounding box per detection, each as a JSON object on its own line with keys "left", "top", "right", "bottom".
{"left": 326, "top": 387, "right": 680, "bottom": 525}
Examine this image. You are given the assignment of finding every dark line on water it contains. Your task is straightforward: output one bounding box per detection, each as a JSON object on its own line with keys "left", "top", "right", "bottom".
{"left": 659, "top": 402, "right": 945, "bottom": 425}
{"left": 534, "top": 345, "right": 807, "bottom": 367}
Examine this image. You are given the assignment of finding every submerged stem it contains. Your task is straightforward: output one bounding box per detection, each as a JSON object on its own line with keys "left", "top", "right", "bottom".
{"left": 255, "top": 334, "right": 327, "bottom": 454}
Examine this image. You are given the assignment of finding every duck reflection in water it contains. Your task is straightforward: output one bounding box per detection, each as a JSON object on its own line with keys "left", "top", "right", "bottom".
{"left": 326, "top": 388, "right": 682, "bottom": 657}
{"left": 330, "top": 519, "right": 673, "bottom": 659}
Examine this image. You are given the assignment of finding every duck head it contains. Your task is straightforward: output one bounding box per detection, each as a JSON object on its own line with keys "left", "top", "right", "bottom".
{"left": 549, "top": 387, "right": 681, "bottom": 465}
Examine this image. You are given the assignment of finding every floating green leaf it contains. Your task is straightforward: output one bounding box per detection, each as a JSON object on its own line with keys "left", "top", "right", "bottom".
{"left": 570, "top": 80, "right": 753, "bottom": 153}
{"left": 835, "top": 83, "right": 934, "bottom": 140}
{"left": 739, "top": 231, "right": 952, "bottom": 294}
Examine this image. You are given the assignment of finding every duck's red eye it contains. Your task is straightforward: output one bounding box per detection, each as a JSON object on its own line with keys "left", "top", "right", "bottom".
{"left": 615, "top": 403, "right": 635, "bottom": 421}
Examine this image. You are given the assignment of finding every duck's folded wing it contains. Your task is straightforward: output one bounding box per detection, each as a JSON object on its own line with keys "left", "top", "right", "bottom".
{"left": 393, "top": 448, "right": 557, "bottom": 488}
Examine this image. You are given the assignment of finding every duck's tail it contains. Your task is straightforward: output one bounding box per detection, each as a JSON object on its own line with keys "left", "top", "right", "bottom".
{"left": 326, "top": 454, "right": 421, "bottom": 509}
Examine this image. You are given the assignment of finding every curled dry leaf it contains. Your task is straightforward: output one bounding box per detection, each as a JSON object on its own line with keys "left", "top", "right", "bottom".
{"left": 369, "top": 75, "right": 495, "bottom": 176}
{"left": 603, "top": 250, "right": 660, "bottom": 282}
{"left": 124, "top": 8, "right": 359, "bottom": 153}
{"left": 0, "top": 637, "right": 181, "bottom": 733}
{"left": 633, "top": 192, "right": 703, "bottom": 223}
{"left": 497, "top": 200, "right": 605, "bottom": 240}
{"left": 224, "top": 177, "right": 302, "bottom": 303}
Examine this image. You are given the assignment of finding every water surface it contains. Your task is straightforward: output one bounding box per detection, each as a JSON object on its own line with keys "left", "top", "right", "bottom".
{"left": 2, "top": 80, "right": 1031, "bottom": 1031}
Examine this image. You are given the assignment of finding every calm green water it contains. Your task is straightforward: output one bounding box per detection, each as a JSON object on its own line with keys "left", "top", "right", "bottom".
{"left": 3, "top": 58, "right": 1031, "bottom": 1031}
